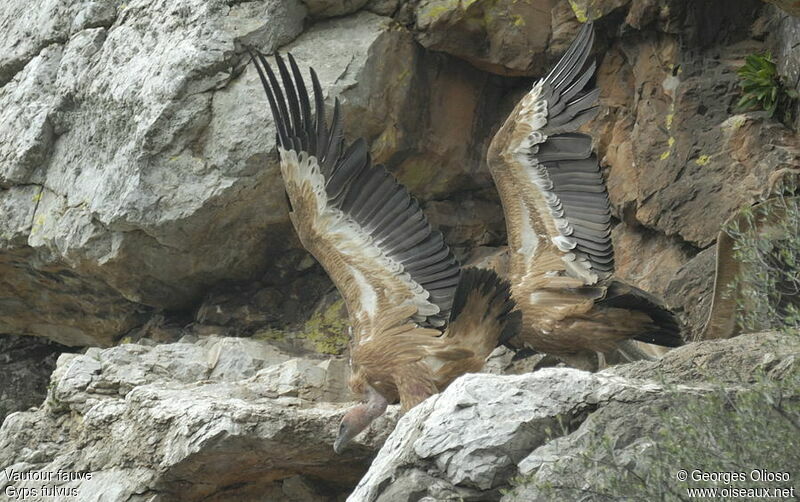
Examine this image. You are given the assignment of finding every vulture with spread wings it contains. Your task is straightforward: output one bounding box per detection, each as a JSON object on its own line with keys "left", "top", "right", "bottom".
{"left": 487, "top": 23, "right": 683, "bottom": 365}
{"left": 250, "top": 51, "right": 519, "bottom": 453}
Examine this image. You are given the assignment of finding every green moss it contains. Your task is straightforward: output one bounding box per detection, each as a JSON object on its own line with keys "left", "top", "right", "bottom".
{"left": 396, "top": 156, "right": 453, "bottom": 197}
{"left": 419, "top": 0, "right": 498, "bottom": 27}
{"left": 252, "top": 328, "right": 288, "bottom": 342}
{"left": 695, "top": 155, "right": 711, "bottom": 166}
{"left": 304, "top": 299, "right": 349, "bottom": 355}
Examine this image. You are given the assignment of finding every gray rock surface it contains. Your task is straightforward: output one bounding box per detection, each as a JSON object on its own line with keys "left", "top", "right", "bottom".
{"left": 0, "top": 335, "right": 66, "bottom": 424}
{"left": 348, "top": 333, "right": 799, "bottom": 501}
{"left": 0, "top": 4, "right": 416, "bottom": 346}
{"left": 413, "top": 0, "right": 568, "bottom": 76}
{"left": 774, "top": 5, "right": 800, "bottom": 130}
{"left": 302, "top": 0, "right": 370, "bottom": 18}
{"left": 0, "top": 336, "right": 395, "bottom": 501}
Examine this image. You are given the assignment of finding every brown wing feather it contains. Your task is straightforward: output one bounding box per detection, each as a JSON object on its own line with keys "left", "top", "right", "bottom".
{"left": 250, "top": 51, "right": 461, "bottom": 350}
{"left": 489, "top": 24, "right": 684, "bottom": 355}
{"left": 488, "top": 23, "right": 609, "bottom": 327}
{"left": 438, "top": 268, "right": 520, "bottom": 376}
{"left": 253, "top": 51, "right": 519, "bottom": 410}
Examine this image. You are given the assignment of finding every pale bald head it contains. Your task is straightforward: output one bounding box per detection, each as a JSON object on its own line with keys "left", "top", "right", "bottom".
{"left": 334, "top": 386, "right": 388, "bottom": 454}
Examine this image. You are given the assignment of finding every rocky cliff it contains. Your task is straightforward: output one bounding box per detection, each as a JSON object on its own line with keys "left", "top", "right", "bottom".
{"left": 1, "top": 0, "right": 799, "bottom": 500}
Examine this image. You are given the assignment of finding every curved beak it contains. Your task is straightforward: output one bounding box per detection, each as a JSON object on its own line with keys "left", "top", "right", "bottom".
{"left": 333, "top": 432, "right": 347, "bottom": 454}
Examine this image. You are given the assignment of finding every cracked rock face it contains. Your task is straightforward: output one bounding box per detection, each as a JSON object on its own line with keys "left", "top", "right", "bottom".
{"left": 0, "top": 336, "right": 397, "bottom": 501}
{"left": 413, "top": 0, "right": 563, "bottom": 76}
{"left": 4, "top": 0, "right": 799, "bottom": 347}
{"left": 348, "top": 333, "right": 799, "bottom": 501}
{"left": 0, "top": 334, "right": 67, "bottom": 424}
{"left": 0, "top": 3, "right": 413, "bottom": 346}
{"left": 0, "top": 0, "right": 308, "bottom": 345}
{"left": 0, "top": 1, "right": 512, "bottom": 347}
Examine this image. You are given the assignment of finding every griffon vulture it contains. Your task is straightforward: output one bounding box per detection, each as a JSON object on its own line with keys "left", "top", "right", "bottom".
{"left": 249, "top": 51, "right": 519, "bottom": 453}
{"left": 487, "top": 22, "right": 683, "bottom": 365}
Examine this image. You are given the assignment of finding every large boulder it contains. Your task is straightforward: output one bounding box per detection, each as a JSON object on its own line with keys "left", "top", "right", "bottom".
{"left": 348, "top": 332, "right": 799, "bottom": 501}
{"left": 0, "top": 3, "right": 432, "bottom": 346}
{"left": 414, "top": 0, "right": 562, "bottom": 76}
{"left": 301, "top": 0, "right": 370, "bottom": 18}
{"left": 0, "top": 334, "right": 66, "bottom": 424}
{"left": 0, "top": 336, "right": 396, "bottom": 500}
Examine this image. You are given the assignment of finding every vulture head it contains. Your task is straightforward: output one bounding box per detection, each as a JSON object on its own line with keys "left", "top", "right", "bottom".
{"left": 334, "top": 385, "right": 388, "bottom": 454}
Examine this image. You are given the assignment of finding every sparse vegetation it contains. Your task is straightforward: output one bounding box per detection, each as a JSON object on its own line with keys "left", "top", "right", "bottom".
{"left": 508, "top": 191, "right": 800, "bottom": 499}
{"left": 736, "top": 52, "right": 798, "bottom": 124}
{"left": 725, "top": 194, "right": 800, "bottom": 334}
{"left": 514, "top": 370, "right": 800, "bottom": 501}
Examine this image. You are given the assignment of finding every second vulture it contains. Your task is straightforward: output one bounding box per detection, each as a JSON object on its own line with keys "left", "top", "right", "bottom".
{"left": 249, "top": 51, "right": 519, "bottom": 453}
{"left": 487, "top": 22, "right": 683, "bottom": 366}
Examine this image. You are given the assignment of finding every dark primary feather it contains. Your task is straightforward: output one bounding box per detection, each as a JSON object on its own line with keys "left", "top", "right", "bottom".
{"left": 529, "top": 23, "right": 614, "bottom": 276}
{"left": 449, "top": 268, "right": 521, "bottom": 346}
{"left": 600, "top": 281, "right": 684, "bottom": 347}
{"left": 249, "top": 49, "right": 461, "bottom": 327}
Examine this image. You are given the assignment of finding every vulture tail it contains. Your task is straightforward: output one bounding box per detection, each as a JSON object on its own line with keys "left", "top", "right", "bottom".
{"left": 599, "top": 280, "right": 684, "bottom": 348}
{"left": 446, "top": 268, "right": 521, "bottom": 357}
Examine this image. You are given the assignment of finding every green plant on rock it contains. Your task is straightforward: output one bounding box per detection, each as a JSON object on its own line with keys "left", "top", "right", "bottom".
{"left": 736, "top": 52, "right": 798, "bottom": 120}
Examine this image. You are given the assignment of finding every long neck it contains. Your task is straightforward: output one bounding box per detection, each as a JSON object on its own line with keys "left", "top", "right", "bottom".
{"left": 364, "top": 385, "right": 388, "bottom": 419}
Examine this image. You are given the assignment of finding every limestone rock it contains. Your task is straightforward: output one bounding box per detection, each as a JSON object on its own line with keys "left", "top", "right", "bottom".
{"left": 302, "top": 0, "right": 370, "bottom": 17}
{"left": 349, "top": 369, "right": 624, "bottom": 501}
{"left": 0, "top": 6, "right": 425, "bottom": 346}
{"left": 414, "top": 0, "right": 563, "bottom": 76}
{"left": 774, "top": 7, "right": 800, "bottom": 130}
{"left": 366, "top": 0, "right": 400, "bottom": 16}
{"left": 764, "top": 0, "right": 800, "bottom": 17}
{"left": 610, "top": 224, "right": 693, "bottom": 299}
{"left": 348, "top": 333, "right": 798, "bottom": 501}
{"left": 664, "top": 246, "right": 717, "bottom": 341}
{"left": 0, "top": 337, "right": 394, "bottom": 500}
{"left": 610, "top": 332, "right": 800, "bottom": 384}
{"left": 0, "top": 335, "right": 66, "bottom": 424}
{"left": 423, "top": 190, "right": 506, "bottom": 258}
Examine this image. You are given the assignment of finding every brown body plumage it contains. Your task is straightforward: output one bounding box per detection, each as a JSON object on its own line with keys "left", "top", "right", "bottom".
{"left": 487, "top": 23, "right": 683, "bottom": 364}
{"left": 250, "top": 51, "right": 518, "bottom": 453}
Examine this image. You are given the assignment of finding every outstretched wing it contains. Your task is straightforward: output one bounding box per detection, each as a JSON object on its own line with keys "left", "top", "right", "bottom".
{"left": 487, "top": 23, "right": 612, "bottom": 320}
{"left": 250, "top": 50, "right": 460, "bottom": 345}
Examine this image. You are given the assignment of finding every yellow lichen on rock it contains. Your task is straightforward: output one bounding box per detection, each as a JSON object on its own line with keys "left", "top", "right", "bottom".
{"left": 304, "top": 298, "right": 349, "bottom": 355}
{"left": 568, "top": 0, "right": 590, "bottom": 22}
